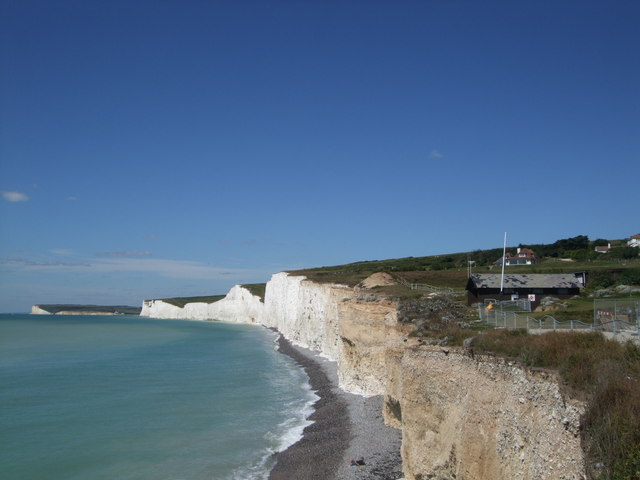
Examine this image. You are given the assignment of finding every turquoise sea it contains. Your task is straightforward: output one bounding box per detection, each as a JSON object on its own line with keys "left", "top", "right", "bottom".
{"left": 0, "top": 314, "right": 316, "bottom": 480}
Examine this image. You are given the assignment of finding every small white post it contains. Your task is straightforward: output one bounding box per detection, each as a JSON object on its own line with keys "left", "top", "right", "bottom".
{"left": 500, "top": 232, "right": 507, "bottom": 296}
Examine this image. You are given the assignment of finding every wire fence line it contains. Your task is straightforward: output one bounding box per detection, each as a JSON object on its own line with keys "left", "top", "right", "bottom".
{"left": 394, "top": 276, "right": 465, "bottom": 295}
{"left": 478, "top": 302, "right": 640, "bottom": 336}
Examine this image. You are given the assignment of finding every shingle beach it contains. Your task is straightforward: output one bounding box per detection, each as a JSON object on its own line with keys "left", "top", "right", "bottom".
{"left": 270, "top": 335, "right": 403, "bottom": 480}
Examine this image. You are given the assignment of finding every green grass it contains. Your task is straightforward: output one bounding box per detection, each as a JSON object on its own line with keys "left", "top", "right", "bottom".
{"left": 159, "top": 295, "right": 225, "bottom": 308}
{"left": 289, "top": 252, "right": 640, "bottom": 289}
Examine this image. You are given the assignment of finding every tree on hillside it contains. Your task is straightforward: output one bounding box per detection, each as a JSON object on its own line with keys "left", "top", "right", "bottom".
{"left": 521, "top": 235, "right": 591, "bottom": 258}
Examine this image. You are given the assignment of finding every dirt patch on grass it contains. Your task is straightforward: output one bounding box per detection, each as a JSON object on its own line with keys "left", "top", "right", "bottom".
{"left": 359, "top": 272, "right": 396, "bottom": 288}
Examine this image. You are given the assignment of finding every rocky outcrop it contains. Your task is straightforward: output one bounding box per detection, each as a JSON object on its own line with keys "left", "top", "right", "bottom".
{"left": 140, "top": 272, "right": 587, "bottom": 479}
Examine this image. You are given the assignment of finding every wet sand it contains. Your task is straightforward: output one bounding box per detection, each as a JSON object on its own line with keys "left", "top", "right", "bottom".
{"left": 269, "top": 335, "right": 403, "bottom": 480}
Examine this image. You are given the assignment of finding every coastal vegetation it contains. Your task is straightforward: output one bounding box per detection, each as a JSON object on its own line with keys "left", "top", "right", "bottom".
{"left": 289, "top": 234, "right": 640, "bottom": 295}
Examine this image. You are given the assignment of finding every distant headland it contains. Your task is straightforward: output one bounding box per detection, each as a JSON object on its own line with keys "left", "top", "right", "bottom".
{"left": 31, "top": 304, "right": 142, "bottom": 316}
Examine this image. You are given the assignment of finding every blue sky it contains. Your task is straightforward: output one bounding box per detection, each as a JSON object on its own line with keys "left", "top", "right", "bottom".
{"left": 1, "top": 0, "right": 638, "bottom": 312}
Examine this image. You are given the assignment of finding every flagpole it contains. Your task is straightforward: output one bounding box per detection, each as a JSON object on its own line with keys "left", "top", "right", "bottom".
{"left": 500, "top": 232, "right": 507, "bottom": 296}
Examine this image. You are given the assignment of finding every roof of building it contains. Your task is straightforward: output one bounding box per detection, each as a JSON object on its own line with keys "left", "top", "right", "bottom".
{"left": 513, "top": 248, "right": 537, "bottom": 256}
{"left": 631, "top": 234, "right": 640, "bottom": 239}
{"left": 467, "top": 273, "right": 585, "bottom": 290}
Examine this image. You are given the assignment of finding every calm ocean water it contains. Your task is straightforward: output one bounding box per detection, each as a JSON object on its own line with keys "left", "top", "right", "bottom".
{"left": 0, "top": 314, "right": 316, "bottom": 480}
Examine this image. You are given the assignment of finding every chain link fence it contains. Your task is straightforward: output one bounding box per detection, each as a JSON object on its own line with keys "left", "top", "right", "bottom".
{"left": 478, "top": 299, "right": 640, "bottom": 336}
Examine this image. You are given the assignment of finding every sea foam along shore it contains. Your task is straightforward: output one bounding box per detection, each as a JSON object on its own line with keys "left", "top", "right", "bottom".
{"left": 271, "top": 334, "right": 403, "bottom": 480}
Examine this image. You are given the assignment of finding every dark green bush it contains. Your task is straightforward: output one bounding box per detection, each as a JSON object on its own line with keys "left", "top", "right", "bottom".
{"left": 620, "top": 269, "right": 640, "bottom": 286}
{"left": 589, "top": 271, "right": 616, "bottom": 290}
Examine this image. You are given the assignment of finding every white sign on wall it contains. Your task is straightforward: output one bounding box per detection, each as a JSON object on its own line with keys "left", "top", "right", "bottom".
{"left": 528, "top": 294, "right": 536, "bottom": 302}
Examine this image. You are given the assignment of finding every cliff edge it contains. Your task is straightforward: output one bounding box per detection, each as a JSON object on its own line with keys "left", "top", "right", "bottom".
{"left": 140, "top": 272, "right": 587, "bottom": 480}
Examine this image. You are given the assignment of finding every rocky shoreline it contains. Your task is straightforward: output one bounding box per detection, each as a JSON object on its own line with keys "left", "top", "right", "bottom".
{"left": 270, "top": 334, "right": 403, "bottom": 480}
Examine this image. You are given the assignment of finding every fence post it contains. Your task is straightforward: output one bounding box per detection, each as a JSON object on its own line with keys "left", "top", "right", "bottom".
{"left": 553, "top": 317, "right": 556, "bottom": 331}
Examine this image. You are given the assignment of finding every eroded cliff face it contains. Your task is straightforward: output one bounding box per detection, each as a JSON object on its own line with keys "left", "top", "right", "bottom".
{"left": 386, "top": 347, "right": 585, "bottom": 480}
{"left": 336, "top": 292, "right": 409, "bottom": 396}
{"left": 140, "top": 272, "right": 587, "bottom": 480}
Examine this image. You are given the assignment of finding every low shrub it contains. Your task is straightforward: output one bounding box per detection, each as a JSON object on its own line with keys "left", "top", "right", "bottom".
{"left": 620, "top": 268, "right": 640, "bottom": 286}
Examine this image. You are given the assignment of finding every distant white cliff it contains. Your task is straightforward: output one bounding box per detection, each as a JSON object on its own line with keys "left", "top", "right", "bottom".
{"left": 141, "top": 285, "right": 263, "bottom": 323}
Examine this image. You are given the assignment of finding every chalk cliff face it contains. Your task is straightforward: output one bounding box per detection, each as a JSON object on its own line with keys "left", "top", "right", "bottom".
{"left": 31, "top": 306, "right": 119, "bottom": 315}
{"left": 140, "top": 272, "right": 587, "bottom": 480}
{"left": 31, "top": 306, "right": 52, "bottom": 314}
{"left": 140, "top": 285, "right": 263, "bottom": 323}
{"left": 261, "top": 272, "right": 346, "bottom": 361}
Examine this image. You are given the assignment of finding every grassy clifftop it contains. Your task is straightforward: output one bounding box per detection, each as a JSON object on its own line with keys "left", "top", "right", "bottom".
{"left": 158, "top": 296, "right": 226, "bottom": 308}
{"left": 289, "top": 243, "right": 640, "bottom": 294}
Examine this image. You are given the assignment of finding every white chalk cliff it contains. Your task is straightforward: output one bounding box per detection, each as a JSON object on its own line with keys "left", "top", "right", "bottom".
{"left": 140, "top": 271, "right": 586, "bottom": 480}
{"left": 141, "top": 285, "right": 263, "bottom": 323}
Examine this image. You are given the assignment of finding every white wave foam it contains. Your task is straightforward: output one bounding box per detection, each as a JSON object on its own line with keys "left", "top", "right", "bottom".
{"left": 227, "top": 346, "right": 319, "bottom": 480}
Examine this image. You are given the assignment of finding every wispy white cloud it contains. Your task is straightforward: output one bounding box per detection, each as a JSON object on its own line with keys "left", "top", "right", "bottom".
{"left": 0, "top": 255, "right": 260, "bottom": 280}
{"left": 2, "top": 191, "right": 29, "bottom": 202}
{"left": 50, "top": 249, "right": 75, "bottom": 256}
{"left": 0, "top": 257, "right": 90, "bottom": 268}
{"left": 96, "top": 251, "right": 152, "bottom": 258}
{"left": 428, "top": 149, "right": 444, "bottom": 160}
{"left": 91, "top": 257, "right": 254, "bottom": 279}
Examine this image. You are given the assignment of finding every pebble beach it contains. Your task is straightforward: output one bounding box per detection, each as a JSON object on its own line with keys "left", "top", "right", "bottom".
{"left": 270, "top": 335, "right": 403, "bottom": 480}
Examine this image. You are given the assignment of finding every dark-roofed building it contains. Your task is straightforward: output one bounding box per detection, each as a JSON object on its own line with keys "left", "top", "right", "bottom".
{"left": 466, "top": 273, "right": 586, "bottom": 308}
